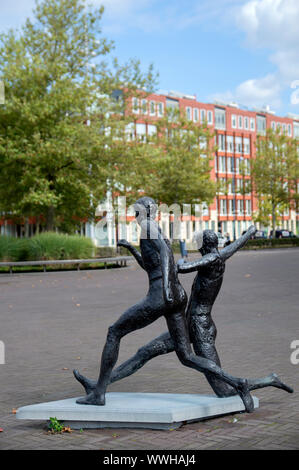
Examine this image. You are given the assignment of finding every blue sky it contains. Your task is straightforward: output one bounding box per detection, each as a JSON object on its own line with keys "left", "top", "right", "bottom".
{"left": 1, "top": 0, "right": 299, "bottom": 116}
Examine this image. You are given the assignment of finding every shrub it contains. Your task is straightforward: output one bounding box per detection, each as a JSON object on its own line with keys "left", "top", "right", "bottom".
{"left": 243, "top": 237, "right": 299, "bottom": 249}
{"left": 0, "top": 236, "right": 30, "bottom": 261}
{"left": 26, "top": 233, "right": 94, "bottom": 260}
{"left": 0, "top": 233, "right": 94, "bottom": 261}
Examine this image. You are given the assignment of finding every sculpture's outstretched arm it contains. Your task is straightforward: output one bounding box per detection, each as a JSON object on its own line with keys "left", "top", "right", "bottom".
{"left": 220, "top": 225, "right": 256, "bottom": 261}
{"left": 177, "top": 252, "right": 218, "bottom": 274}
{"left": 117, "top": 239, "right": 145, "bottom": 270}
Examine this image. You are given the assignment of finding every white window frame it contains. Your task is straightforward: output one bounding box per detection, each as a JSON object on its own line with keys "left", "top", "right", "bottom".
{"left": 250, "top": 118, "right": 255, "bottom": 131}
{"left": 207, "top": 110, "right": 213, "bottom": 125}
{"left": 200, "top": 109, "right": 206, "bottom": 122}
{"left": 244, "top": 117, "right": 249, "bottom": 130}
{"left": 157, "top": 102, "right": 164, "bottom": 117}
{"left": 232, "top": 115, "right": 237, "bottom": 129}
{"left": 149, "top": 101, "right": 156, "bottom": 116}
{"left": 141, "top": 99, "right": 147, "bottom": 115}
{"left": 193, "top": 108, "right": 199, "bottom": 122}
{"left": 238, "top": 116, "right": 243, "bottom": 129}
{"left": 132, "top": 97, "right": 139, "bottom": 114}
{"left": 186, "top": 106, "right": 192, "bottom": 121}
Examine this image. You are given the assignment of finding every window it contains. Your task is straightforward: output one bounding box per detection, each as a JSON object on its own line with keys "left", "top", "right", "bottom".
{"left": 288, "top": 124, "right": 292, "bottom": 137}
{"left": 149, "top": 101, "right": 155, "bottom": 116}
{"left": 186, "top": 106, "right": 192, "bottom": 120}
{"left": 132, "top": 97, "right": 139, "bottom": 113}
{"left": 157, "top": 102, "right": 164, "bottom": 116}
{"left": 250, "top": 118, "right": 255, "bottom": 131}
{"left": 246, "top": 200, "right": 252, "bottom": 215}
{"left": 220, "top": 199, "right": 227, "bottom": 215}
{"left": 294, "top": 122, "right": 299, "bottom": 138}
{"left": 238, "top": 116, "right": 243, "bottom": 129}
{"left": 193, "top": 108, "right": 199, "bottom": 122}
{"left": 271, "top": 121, "right": 276, "bottom": 131}
{"left": 227, "top": 135, "right": 234, "bottom": 153}
{"left": 235, "top": 157, "right": 240, "bottom": 174}
{"left": 207, "top": 110, "right": 213, "bottom": 125}
{"left": 235, "top": 137, "right": 242, "bottom": 154}
{"left": 237, "top": 199, "right": 244, "bottom": 215}
{"left": 244, "top": 117, "right": 249, "bottom": 130}
{"left": 228, "top": 199, "right": 235, "bottom": 215}
{"left": 227, "top": 157, "right": 233, "bottom": 173}
{"left": 147, "top": 124, "right": 156, "bottom": 136}
{"left": 232, "top": 115, "right": 237, "bottom": 129}
{"left": 200, "top": 109, "right": 206, "bottom": 122}
{"left": 219, "top": 156, "right": 226, "bottom": 173}
{"left": 282, "top": 123, "right": 287, "bottom": 134}
{"left": 218, "top": 134, "right": 225, "bottom": 152}
{"left": 256, "top": 115, "right": 266, "bottom": 135}
{"left": 136, "top": 123, "right": 146, "bottom": 142}
{"left": 125, "top": 123, "right": 135, "bottom": 141}
{"left": 214, "top": 107, "right": 226, "bottom": 130}
{"left": 141, "top": 99, "right": 147, "bottom": 114}
{"left": 244, "top": 138, "right": 250, "bottom": 154}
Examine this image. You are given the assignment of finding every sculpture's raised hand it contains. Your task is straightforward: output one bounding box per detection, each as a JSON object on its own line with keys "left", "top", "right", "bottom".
{"left": 117, "top": 239, "right": 130, "bottom": 248}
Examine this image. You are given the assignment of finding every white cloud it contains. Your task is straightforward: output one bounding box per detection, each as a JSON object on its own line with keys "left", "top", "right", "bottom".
{"left": 218, "top": 0, "right": 299, "bottom": 110}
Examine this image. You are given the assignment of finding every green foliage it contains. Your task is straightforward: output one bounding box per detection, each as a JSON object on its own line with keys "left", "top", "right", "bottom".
{"left": 242, "top": 237, "right": 299, "bottom": 249}
{"left": 0, "top": 236, "right": 30, "bottom": 261}
{"left": 48, "top": 417, "right": 64, "bottom": 433}
{"left": 26, "top": 232, "right": 94, "bottom": 260}
{"left": 0, "top": 0, "right": 157, "bottom": 232}
{"left": 148, "top": 108, "right": 216, "bottom": 207}
{"left": 251, "top": 128, "right": 298, "bottom": 233}
{"left": 0, "top": 233, "right": 94, "bottom": 261}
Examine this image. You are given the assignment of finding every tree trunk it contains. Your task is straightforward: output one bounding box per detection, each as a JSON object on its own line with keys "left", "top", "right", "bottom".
{"left": 45, "top": 206, "right": 55, "bottom": 232}
{"left": 24, "top": 218, "right": 30, "bottom": 238}
{"left": 272, "top": 204, "right": 276, "bottom": 241}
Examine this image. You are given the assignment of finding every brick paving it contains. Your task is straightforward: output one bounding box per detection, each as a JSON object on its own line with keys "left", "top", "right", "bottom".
{"left": 0, "top": 248, "right": 298, "bottom": 450}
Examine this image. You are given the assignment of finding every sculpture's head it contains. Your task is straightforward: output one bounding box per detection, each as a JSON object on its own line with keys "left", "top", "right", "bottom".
{"left": 134, "top": 197, "right": 157, "bottom": 224}
{"left": 194, "top": 229, "right": 218, "bottom": 256}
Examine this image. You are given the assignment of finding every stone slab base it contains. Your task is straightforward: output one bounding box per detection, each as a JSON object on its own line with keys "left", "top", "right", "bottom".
{"left": 16, "top": 392, "right": 259, "bottom": 430}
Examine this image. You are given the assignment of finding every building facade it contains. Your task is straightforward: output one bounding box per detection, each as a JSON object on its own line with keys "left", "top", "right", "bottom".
{"left": 2, "top": 90, "right": 298, "bottom": 245}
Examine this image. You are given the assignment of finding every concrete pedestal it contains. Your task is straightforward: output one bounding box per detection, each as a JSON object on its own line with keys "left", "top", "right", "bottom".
{"left": 16, "top": 392, "right": 259, "bottom": 430}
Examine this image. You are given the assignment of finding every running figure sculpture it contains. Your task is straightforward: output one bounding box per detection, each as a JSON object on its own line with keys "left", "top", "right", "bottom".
{"left": 75, "top": 222, "right": 293, "bottom": 400}
{"left": 74, "top": 197, "right": 256, "bottom": 411}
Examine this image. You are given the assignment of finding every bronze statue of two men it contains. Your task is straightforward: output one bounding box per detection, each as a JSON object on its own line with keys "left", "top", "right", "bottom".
{"left": 74, "top": 197, "right": 293, "bottom": 411}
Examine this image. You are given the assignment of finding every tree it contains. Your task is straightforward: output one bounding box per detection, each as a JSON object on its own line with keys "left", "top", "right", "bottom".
{"left": 0, "top": 0, "right": 157, "bottom": 233}
{"left": 147, "top": 108, "right": 216, "bottom": 221}
{"left": 251, "top": 128, "right": 298, "bottom": 235}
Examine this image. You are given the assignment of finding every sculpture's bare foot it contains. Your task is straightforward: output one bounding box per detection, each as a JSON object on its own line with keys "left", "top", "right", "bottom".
{"left": 236, "top": 379, "right": 254, "bottom": 413}
{"left": 270, "top": 373, "right": 293, "bottom": 393}
{"left": 76, "top": 391, "right": 105, "bottom": 406}
{"left": 73, "top": 369, "right": 96, "bottom": 395}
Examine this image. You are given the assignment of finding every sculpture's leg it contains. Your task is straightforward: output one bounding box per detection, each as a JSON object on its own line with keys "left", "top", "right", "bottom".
{"left": 74, "top": 332, "right": 175, "bottom": 394}
{"left": 76, "top": 298, "right": 162, "bottom": 406}
{"left": 110, "top": 332, "right": 175, "bottom": 383}
{"left": 248, "top": 373, "right": 293, "bottom": 393}
{"left": 166, "top": 311, "right": 254, "bottom": 413}
{"left": 189, "top": 313, "right": 236, "bottom": 397}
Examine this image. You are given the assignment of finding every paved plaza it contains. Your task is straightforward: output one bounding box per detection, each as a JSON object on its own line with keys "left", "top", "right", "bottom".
{"left": 0, "top": 248, "right": 298, "bottom": 450}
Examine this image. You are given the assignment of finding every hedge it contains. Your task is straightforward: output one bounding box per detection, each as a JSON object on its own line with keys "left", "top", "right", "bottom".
{"left": 242, "top": 237, "right": 299, "bottom": 249}
{"left": 0, "top": 233, "right": 94, "bottom": 261}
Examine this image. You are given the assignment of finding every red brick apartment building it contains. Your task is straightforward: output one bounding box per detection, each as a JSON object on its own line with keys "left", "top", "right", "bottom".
{"left": 2, "top": 90, "right": 298, "bottom": 246}
{"left": 95, "top": 89, "right": 297, "bottom": 247}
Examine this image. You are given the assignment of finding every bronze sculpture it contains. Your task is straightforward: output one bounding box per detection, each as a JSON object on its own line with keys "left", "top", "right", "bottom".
{"left": 74, "top": 196, "right": 285, "bottom": 411}
{"left": 75, "top": 217, "right": 293, "bottom": 405}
